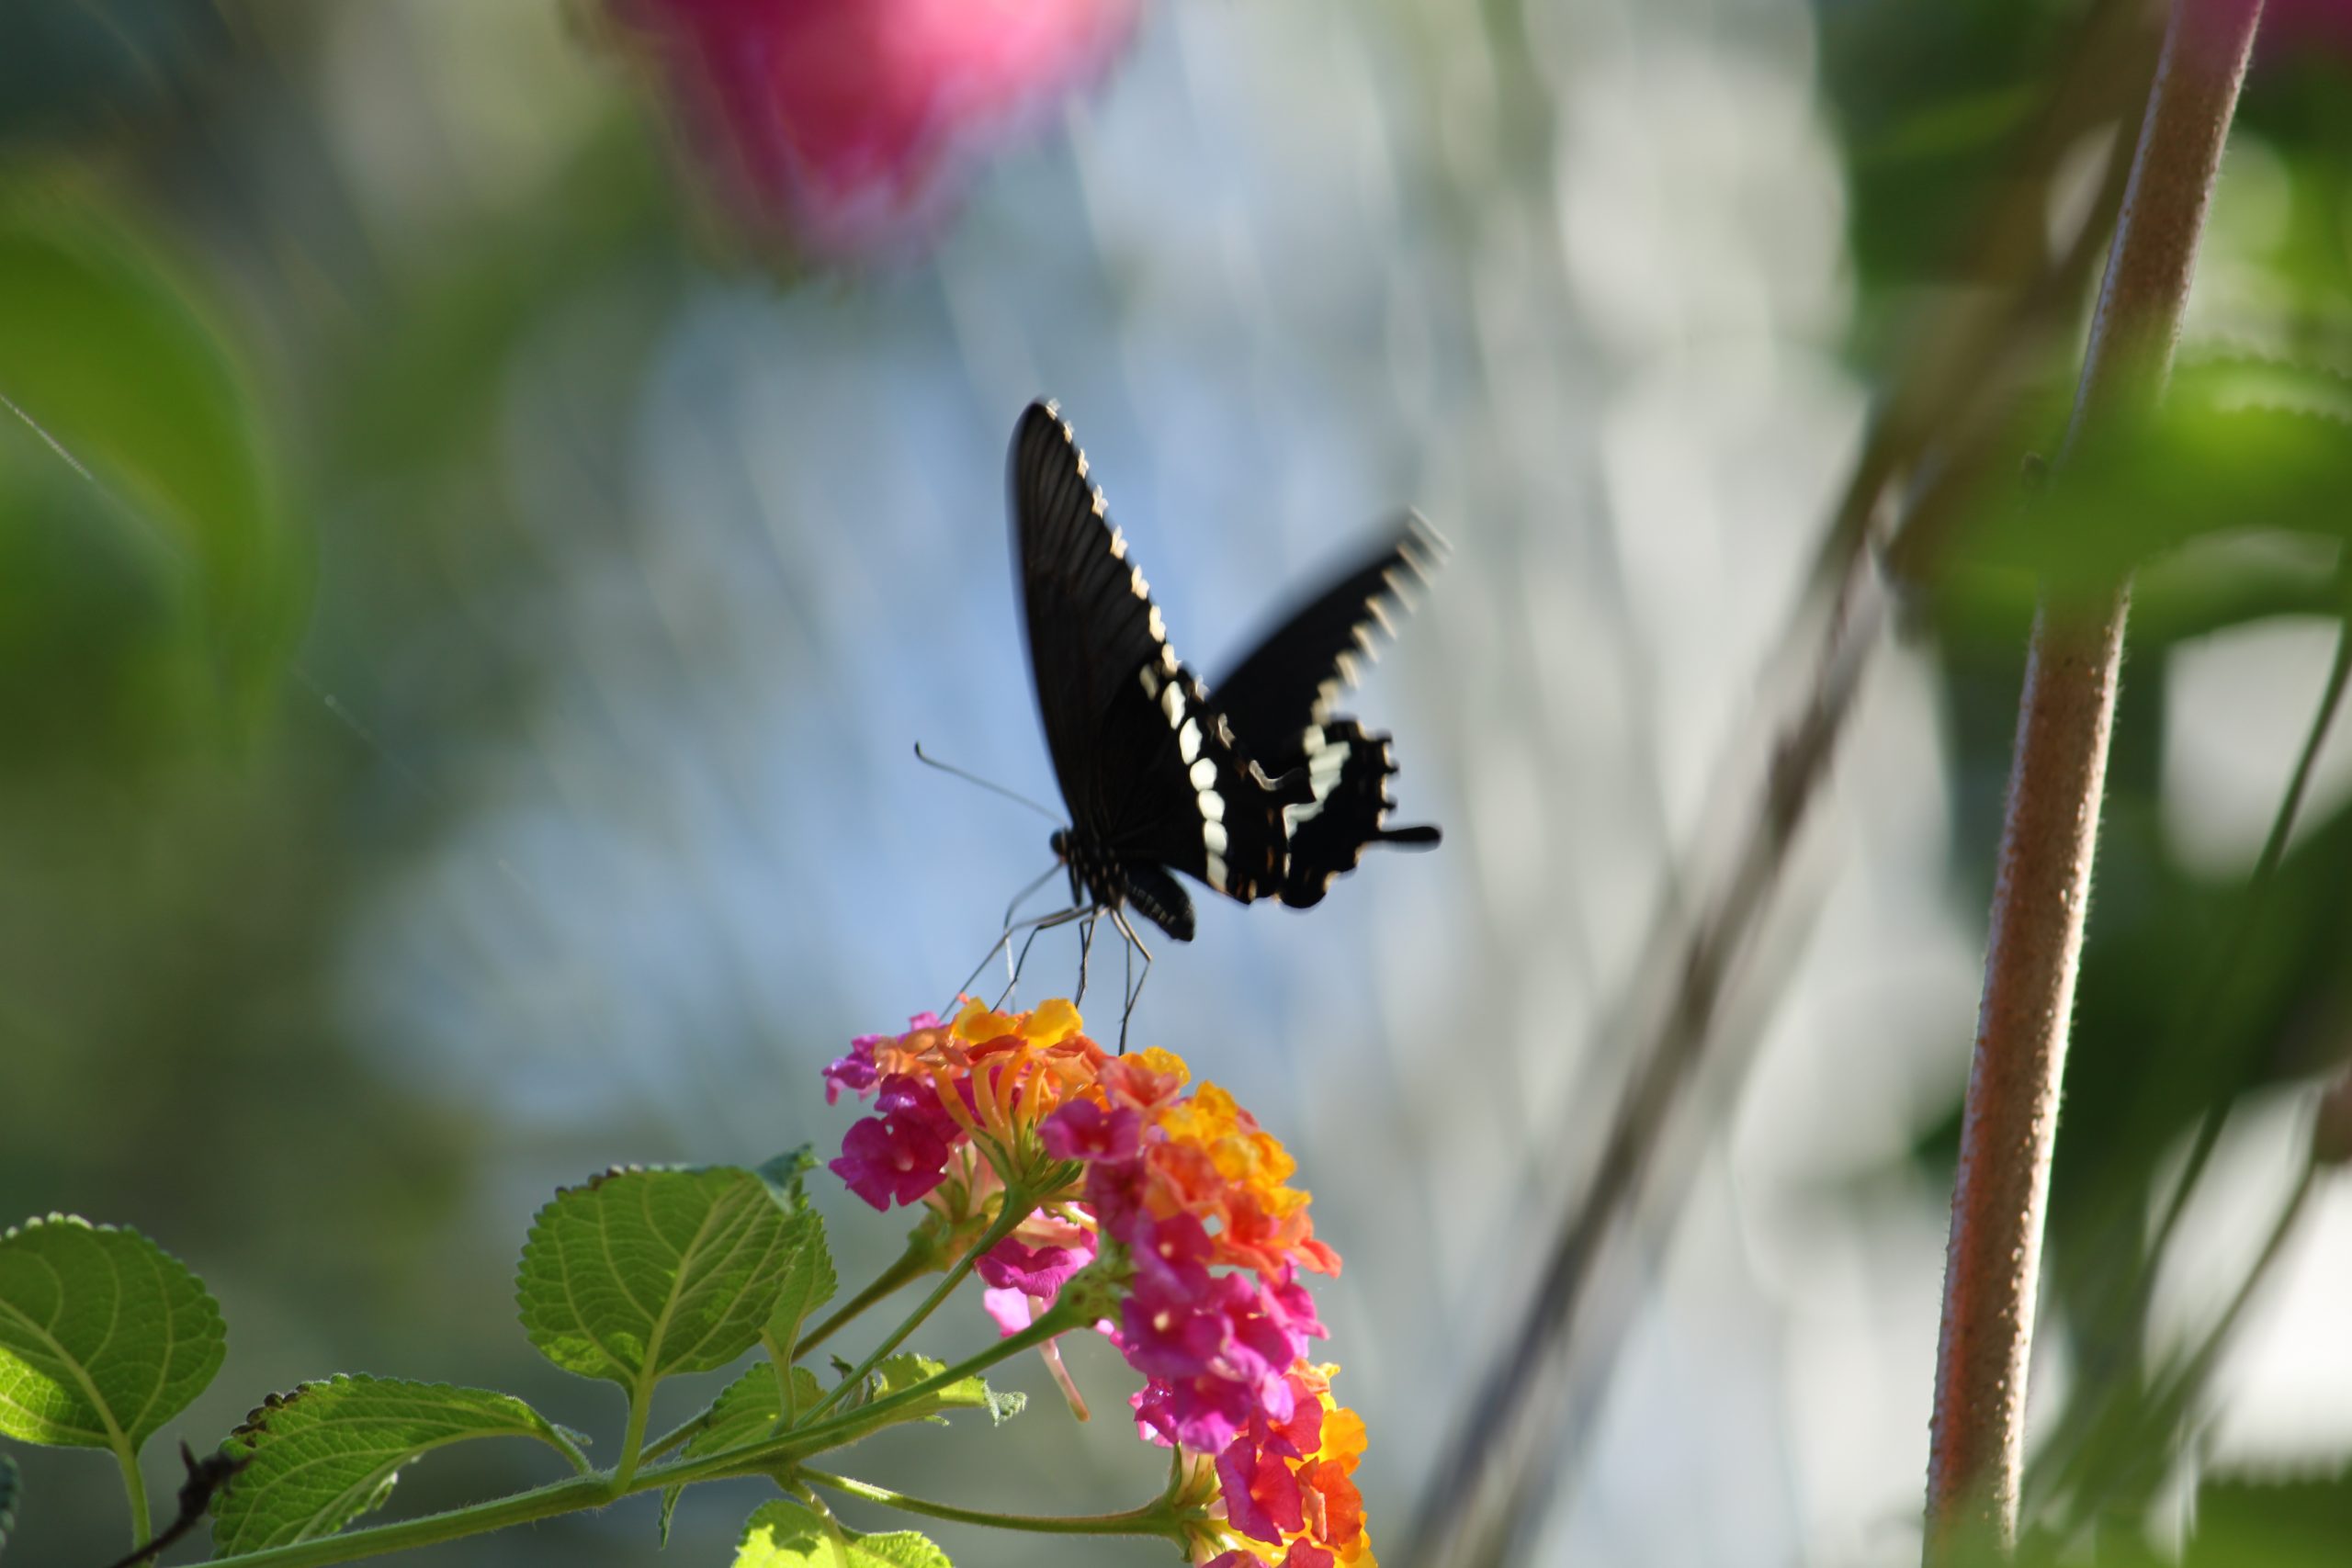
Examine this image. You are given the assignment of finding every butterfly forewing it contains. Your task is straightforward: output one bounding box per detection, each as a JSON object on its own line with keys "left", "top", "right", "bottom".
{"left": 1211, "top": 511, "right": 1446, "bottom": 744}
{"left": 1008, "top": 401, "right": 1293, "bottom": 917}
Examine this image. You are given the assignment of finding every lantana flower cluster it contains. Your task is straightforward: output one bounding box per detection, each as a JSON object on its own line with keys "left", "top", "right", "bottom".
{"left": 824, "top": 999, "right": 1374, "bottom": 1567}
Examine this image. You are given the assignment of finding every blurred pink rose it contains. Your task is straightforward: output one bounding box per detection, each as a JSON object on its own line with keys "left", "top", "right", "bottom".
{"left": 616, "top": 0, "right": 1142, "bottom": 258}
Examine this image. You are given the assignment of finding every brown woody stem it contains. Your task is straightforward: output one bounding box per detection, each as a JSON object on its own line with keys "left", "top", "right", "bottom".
{"left": 1924, "top": 0, "right": 2264, "bottom": 1559}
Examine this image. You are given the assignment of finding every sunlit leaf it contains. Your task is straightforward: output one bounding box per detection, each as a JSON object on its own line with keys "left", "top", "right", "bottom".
{"left": 516, "top": 1166, "right": 797, "bottom": 1388}
{"left": 863, "top": 1354, "right": 1023, "bottom": 1428}
{"left": 210, "top": 1376, "right": 579, "bottom": 1552}
{"left": 767, "top": 1211, "right": 836, "bottom": 1363}
{"left": 0, "top": 1215, "right": 224, "bottom": 1452}
{"left": 732, "top": 1497, "right": 950, "bottom": 1568}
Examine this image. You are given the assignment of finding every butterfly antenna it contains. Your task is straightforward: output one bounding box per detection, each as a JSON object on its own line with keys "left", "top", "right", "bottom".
{"left": 913, "top": 742, "right": 1063, "bottom": 823}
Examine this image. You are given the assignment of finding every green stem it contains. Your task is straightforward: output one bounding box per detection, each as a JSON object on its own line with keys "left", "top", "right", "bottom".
{"left": 199, "top": 1474, "right": 614, "bottom": 1568}
{"left": 802, "top": 1467, "right": 1185, "bottom": 1541}
{"left": 693, "top": 1303, "right": 1085, "bottom": 1475}
{"left": 114, "top": 1438, "right": 150, "bottom": 1545}
{"left": 798, "top": 1235, "right": 942, "bottom": 1359}
{"left": 611, "top": 1371, "right": 654, "bottom": 1494}
{"left": 797, "top": 1196, "right": 1034, "bottom": 1427}
{"left": 640, "top": 1406, "right": 706, "bottom": 1466}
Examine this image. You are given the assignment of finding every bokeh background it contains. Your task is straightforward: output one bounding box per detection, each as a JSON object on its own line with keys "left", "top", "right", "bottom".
{"left": 4, "top": 1, "right": 2351, "bottom": 1565}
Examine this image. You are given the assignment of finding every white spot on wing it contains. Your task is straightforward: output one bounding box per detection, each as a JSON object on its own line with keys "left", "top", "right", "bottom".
{"left": 1130, "top": 567, "right": 1150, "bottom": 599}
{"left": 1178, "top": 717, "right": 1202, "bottom": 764}
{"left": 1161, "top": 682, "right": 1185, "bottom": 727}
{"left": 1205, "top": 852, "right": 1228, "bottom": 892}
{"left": 1203, "top": 820, "right": 1228, "bottom": 855}
{"left": 1148, "top": 605, "right": 1167, "bottom": 642}
{"left": 1109, "top": 528, "right": 1126, "bottom": 558}
{"left": 1199, "top": 788, "right": 1225, "bottom": 822}
{"left": 1189, "top": 758, "right": 1217, "bottom": 790}
{"left": 1140, "top": 666, "right": 1161, "bottom": 700}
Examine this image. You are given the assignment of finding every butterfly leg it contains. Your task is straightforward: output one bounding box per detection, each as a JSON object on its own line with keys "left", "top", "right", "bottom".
{"left": 946, "top": 903, "right": 1088, "bottom": 1017}
{"left": 994, "top": 904, "right": 1093, "bottom": 1010}
{"left": 1001, "top": 867, "right": 1066, "bottom": 993}
{"left": 1107, "top": 907, "right": 1155, "bottom": 1054}
{"left": 1075, "top": 910, "right": 1100, "bottom": 1007}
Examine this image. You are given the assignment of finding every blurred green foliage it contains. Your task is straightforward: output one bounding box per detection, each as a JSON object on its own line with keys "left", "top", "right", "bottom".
{"left": 0, "top": 189, "right": 299, "bottom": 750}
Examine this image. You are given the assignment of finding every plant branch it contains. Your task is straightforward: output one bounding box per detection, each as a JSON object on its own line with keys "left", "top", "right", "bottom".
{"left": 801, "top": 1467, "right": 1185, "bottom": 1540}
{"left": 797, "top": 1233, "right": 942, "bottom": 1359}
{"left": 1924, "top": 1, "right": 2264, "bottom": 1559}
{"left": 196, "top": 1306, "right": 1083, "bottom": 1568}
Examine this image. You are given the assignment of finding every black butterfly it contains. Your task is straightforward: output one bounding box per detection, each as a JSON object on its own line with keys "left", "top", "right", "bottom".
{"left": 1002, "top": 399, "right": 1442, "bottom": 1018}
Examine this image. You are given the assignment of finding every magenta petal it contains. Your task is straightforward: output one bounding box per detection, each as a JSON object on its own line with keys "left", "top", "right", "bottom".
{"left": 981, "top": 1285, "right": 1035, "bottom": 1336}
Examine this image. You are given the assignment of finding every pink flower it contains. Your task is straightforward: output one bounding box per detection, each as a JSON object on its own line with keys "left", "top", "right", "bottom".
{"left": 1131, "top": 1371, "right": 1261, "bottom": 1454}
{"left": 1038, "top": 1097, "right": 1140, "bottom": 1162}
{"left": 1217, "top": 1423, "right": 1307, "bottom": 1543}
{"left": 821, "top": 1003, "right": 1374, "bottom": 1565}
{"left": 613, "top": 0, "right": 1143, "bottom": 258}
{"left": 829, "top": 1071, "right": 964, "bottom": 1209}
{"left": 830, "top": 1111, "right": 952, "bottom": 1210}
{"left": 822, "top": 1012, "right": 938, "bottom": 1102}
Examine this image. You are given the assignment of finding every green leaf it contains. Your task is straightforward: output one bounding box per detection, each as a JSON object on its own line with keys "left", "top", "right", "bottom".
{"left": 755, "top": 1146, "right": 820, "bottom": 1209}
{"left": 733, "top": 1498, "right": 950, "bottom": 1568}
{"left": 0, "top": 188, "right": 299, "bottom": 727}
{"left": 1952, "top": 397, "right": 2352, "bottom": 594}
{"left": 865, "top": 1355, "right": 1024, "bottom": 1428}
{"left": 688, "top": 1365, "right": 825, "bottom": 1458}
{"left": 516, "top": 1166, "right": 797, "bottom": 1388}
{"left": 766, "top": 1211, "right": 836, "bottom": 1364}
{"left": 2177, "top": 1472, "right": 2352, "bottom": 1567}
{"left": 0, "top": 1215, "right": 224, "bottom": 1452}
{"left": 0, "top": 1450, "right": 17, "bottom": 1554}
{"left": 209, "top": 1375, "right": 578, "bottom": 1552}
{"left": 655, "top": 1361, "right": 829, "bottom": 1542}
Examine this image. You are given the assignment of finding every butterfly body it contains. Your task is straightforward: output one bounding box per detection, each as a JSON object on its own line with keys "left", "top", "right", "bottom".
{"left": 1009, "top": 399, "right": 1441, "bottom": 963}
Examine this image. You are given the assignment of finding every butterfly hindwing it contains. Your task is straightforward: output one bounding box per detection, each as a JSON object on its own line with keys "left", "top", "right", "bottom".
{"left": 1210, "top": 511, "right": 1444, "bottom": 908}
{"left": 1261, "top": 718, "right": 1440, "bottom": 907}
{"left": 1008, "top": 401, "right": 1295, "bottom": 929}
